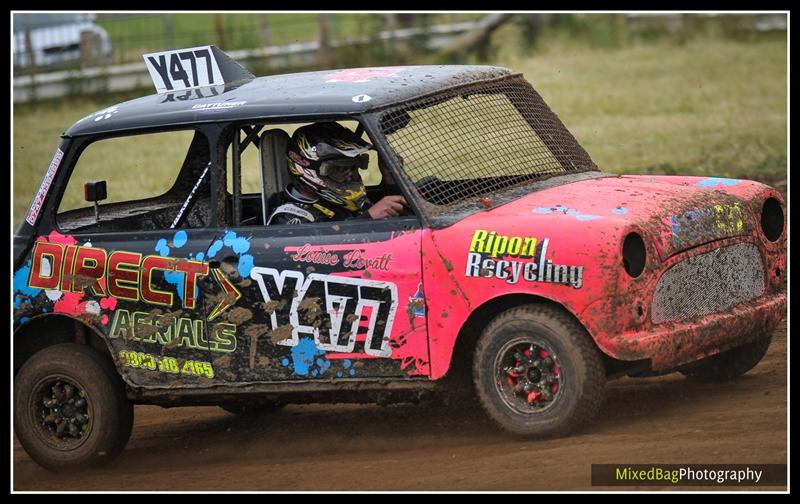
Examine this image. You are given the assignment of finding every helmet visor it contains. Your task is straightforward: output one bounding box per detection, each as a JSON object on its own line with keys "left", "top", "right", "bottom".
{"left": 319, "top": 154, "right": 369, "bottom": 183}
{"left": 314, "top": 140, "right": 372, "bottom": 161}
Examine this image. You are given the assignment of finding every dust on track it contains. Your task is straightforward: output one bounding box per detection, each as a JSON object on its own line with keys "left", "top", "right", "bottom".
{"left": 13, "top": 317, "right": 786, "bottom": 491}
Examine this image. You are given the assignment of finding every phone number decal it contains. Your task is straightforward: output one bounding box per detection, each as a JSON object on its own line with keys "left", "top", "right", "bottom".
{"left": 118, "top": 351, "right": 214, "bottom": 378}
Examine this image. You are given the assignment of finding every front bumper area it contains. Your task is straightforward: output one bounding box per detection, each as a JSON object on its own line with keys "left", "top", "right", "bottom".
{"left": 605, "top": 293, "right": 786, "bottom": 370}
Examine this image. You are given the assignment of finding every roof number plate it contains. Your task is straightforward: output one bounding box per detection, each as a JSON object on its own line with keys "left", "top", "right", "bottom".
{"left": 144, "top": 46, "right": 224, "bottom": 93}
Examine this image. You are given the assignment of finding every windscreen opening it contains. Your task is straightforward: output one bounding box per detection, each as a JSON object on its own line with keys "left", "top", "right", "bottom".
{"left": 379, "top": 76, "right": 598, "bottom": 207}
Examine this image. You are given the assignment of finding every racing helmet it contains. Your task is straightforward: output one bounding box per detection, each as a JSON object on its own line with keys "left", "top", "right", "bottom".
{"left": 287, "top": 122, "right": 372, "bottom": 212}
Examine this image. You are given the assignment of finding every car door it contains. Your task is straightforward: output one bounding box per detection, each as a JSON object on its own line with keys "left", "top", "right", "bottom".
{"left": 206, "top": 216, "right": 429, "bottom": 383}
{"left": 73, "top": 229, "right": 220, "bottom": 381}
{"left": 48, "top": 128, "right": 222, "bottom": 387}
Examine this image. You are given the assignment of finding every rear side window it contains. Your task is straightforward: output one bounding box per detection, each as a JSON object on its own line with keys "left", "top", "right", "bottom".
{"left": 225, "top": 120, "right": 382, "bottom": 196}
{"left": 57, "top": 130, "right": 211, "bottom": 233}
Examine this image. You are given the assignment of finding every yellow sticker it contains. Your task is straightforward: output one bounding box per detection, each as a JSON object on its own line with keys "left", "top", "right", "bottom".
{"left": 313, "top": 203, "right": 335, "bottom": 218}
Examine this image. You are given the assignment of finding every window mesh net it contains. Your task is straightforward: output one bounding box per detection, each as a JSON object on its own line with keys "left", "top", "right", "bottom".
{"left": 379, "top": 76, "right": 598, "bottom": 207}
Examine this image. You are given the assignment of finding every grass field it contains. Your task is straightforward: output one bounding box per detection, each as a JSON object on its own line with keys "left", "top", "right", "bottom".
{"left": 98, "top": 13, "right": 480, "bottom": 64}
{"left": 12, "top": 37, "right": 786, "bottom": 225}
{"left": 99, "top": 13, "right": 353, "bottom": 64}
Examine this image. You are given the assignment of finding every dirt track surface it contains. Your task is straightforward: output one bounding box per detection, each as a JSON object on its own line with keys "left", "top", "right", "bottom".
{"left": 13, "top": 317, "right": 786, "bottom": 491}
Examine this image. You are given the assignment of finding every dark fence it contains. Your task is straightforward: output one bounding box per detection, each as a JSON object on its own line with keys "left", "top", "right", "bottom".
{"left": 13, "top": 13, "right": 480, "bottom": 74}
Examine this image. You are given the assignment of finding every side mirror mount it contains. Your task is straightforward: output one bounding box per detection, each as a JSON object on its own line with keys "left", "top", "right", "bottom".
{"left": 84, "top": 180, "right": 107, "bottom": 223}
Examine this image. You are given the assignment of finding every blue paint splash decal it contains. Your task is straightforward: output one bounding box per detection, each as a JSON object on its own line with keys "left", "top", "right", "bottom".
{"left": 13, "top": 261, "right": 41, "bottom": 309}
{"left": 612, "top": 207, "right": 629, "bottom": 215}
{"left": 223, "top": 230, "right": 251, "bottom": 254}
{"left": 207, "top": 240, "right": 223, "bottom": 258}
{"left": 172, "top": 230, "right": 188, "bottom": 248}
{"left": 155, "top": 238, "right": 170, "bottom": 257}
{"left": 695, "top": 177, "right": 741, "bottom": 187}
{"left": 163, "top": 270, "right": 190, "bottom": 302}
{"left": 289, "top": 337, "right": 328, "bottom": 377}
{"left": 155, "top": 231, "right": 199, "bottom": 303}
{"left": 153, "top": 230, "right": 254, "bottom": 304}
{"left": 237, "top": 255, "right": 254, "bottom": 278}
{"left": 533, "top": 205, "right": 601, "bottom": 221}
{"left": 217, "top": 230, "right": 254, "bottom": 278}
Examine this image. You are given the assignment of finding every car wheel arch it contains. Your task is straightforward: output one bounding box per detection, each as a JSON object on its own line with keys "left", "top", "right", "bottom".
{"left": 14, "top": 314, "right": 118, "bottom": 380}
{"left": 443, "top": 294, "right": 602, "bottom": 382}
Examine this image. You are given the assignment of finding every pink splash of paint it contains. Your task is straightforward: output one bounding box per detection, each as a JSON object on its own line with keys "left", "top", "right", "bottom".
{"left": 45, "top": 230, "right": 78, "bottom": 245}
{"left": 99, "top": 296, "right": 117, "bottom": 310}
{"left": 53, "top": 292, "right": 85, "bottom": 316}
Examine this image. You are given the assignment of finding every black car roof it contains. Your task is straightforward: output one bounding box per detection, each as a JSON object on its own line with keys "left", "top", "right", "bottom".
{"left": 64, "top": 65, "right": 515, "bottom": 137}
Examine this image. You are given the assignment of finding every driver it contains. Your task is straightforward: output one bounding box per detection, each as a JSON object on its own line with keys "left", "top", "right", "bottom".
{"left": 267, "top": 122, "right": 406, "bottom": 225}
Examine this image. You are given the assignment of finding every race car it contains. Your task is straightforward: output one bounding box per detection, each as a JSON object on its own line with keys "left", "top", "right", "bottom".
{"left": 13, "top": 46, "right": 787, "bottom": 471}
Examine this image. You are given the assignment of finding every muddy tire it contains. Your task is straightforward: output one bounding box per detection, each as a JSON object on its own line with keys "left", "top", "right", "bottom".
{"left": 680, "top": 332, "right": 772, "bottom": 382}
{"left": 473, "top": 305, "right": 605, "bottom": 436}
{"left": 14, "top": 343, "right": 133, "bottom": 472}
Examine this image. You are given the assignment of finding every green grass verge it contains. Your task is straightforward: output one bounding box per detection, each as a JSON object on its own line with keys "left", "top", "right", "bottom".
{"left": 505, "top": 38, "right": 787, "bottom": 181}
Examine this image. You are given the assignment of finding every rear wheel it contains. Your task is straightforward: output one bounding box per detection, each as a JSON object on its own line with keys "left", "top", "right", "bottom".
{"left": 473, "top": 305, "right": 605, "bottom": 436}
{"left": 14, "top": 343, "right": 133, "bottom": 472}
{"left": 680, "top": 332, "right": 772, "bottom": 382}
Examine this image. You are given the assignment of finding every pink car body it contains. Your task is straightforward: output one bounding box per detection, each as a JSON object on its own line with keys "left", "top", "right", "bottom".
{"left": 420, "top": 175, "right": 786, "bottom": 378}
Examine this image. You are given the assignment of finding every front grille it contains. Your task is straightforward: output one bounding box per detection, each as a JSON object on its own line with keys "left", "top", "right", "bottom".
{"left": 651, "top": 243, "right": 765, "bottom": 324}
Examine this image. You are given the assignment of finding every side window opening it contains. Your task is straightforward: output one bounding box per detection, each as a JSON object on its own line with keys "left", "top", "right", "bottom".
{"left": 56, "top": 129, "right": 211, "bottom": 233}
{"left": 223, "top": 119, "right": 402, "bottom": 228}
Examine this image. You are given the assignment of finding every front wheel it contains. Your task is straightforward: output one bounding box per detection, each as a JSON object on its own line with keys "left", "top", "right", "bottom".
{"left": 14, "top": 344, "right": 133, "bottom": 472}
{"left": 473, "top": 305, "right": 605, "bottom": 436}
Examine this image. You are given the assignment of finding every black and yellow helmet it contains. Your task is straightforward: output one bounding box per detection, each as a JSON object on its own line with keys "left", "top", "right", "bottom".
{"left": 287, "top": 122, "right": 372, "bottom": 212}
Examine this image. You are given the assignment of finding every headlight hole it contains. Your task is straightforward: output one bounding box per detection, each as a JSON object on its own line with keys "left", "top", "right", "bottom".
{"left": 622, "top": 233, "right": 646, "bottom": 278}
{"left": 760, "top": 197, "right": 784, "bottom": 242}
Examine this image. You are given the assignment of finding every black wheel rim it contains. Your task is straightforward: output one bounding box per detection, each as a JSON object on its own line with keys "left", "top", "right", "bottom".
{"left": 30, "top": 376, "right": 93, "bottom": 451}
{"left": 493, "top": 337, "right": 563, "bottom": 415}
